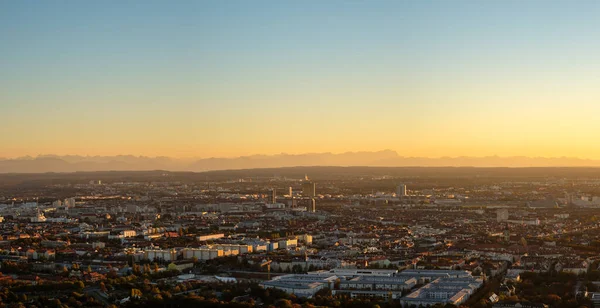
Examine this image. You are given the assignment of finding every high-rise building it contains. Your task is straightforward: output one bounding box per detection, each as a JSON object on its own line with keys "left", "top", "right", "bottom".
{"left": 289, "top": 187, "right": 293, "bottom": 197}
{"left": 310, "top": 198, "right": 316, "bottom": 213}
{"left": 497, "top": 209, "right": 509, "bottom": 222}
{"left": 271, "top": 188, "right": 277, "bottom": 204}
{"left": 302, "top": 179, "right": 316, "bottom": 197}
{"left": 396, "top": 184, "right": 407, "bottom": 197}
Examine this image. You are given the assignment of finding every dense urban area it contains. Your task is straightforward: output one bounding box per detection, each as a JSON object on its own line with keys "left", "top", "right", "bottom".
{"left": 0, "top": 167, "right": 600, "bottom": 308}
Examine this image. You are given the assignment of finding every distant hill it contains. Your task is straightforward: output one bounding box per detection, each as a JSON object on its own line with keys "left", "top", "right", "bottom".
{"left": 1, "top": 151, "right": 600, "bottom": 173}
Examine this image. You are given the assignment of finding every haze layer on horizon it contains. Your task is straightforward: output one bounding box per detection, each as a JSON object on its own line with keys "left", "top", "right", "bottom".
{"left": 2, "top": 1, "right": 600, "bottom": 159}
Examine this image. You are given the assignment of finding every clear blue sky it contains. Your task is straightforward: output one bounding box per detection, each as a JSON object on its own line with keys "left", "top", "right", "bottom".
{"left": 1, "top": 1, "right": 600, "bottom": 158}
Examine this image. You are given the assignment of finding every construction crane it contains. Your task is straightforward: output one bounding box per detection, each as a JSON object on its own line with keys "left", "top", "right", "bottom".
{"left": 260, "top": 259, "right": 273, "bottom": 280}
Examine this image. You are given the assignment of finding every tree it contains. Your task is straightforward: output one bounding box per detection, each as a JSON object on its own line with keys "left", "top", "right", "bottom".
{"left": 131, "top": 288, "right": 143, "bottom": 298}
{"left": 133, "top": 263, "right": 141, "bottom": 275}
{"left": 276, "top": 299, "right": 294, "bottom": 308}
{"left": 474, "top": 299, "right": 487, "bottom": 308}
{"left": 75, "top": 281, "right": 85, "bottom": 290}
{"left": 588, "top": 270, "right": 600, "bottom": 281}
{"left": 545, "top": 294, "right": 561, "bottom": 304}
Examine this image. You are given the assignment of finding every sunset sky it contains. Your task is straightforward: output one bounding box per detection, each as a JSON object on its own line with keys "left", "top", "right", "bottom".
{"left": 2, "top": 1, "right": 600, "bottom": 159}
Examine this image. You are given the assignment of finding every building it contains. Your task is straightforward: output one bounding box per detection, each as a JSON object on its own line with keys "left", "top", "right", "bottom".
{"left": 197, "top": 234, "right": 225, "bottom": 241}
{"left": 334, "top": 275, "right": 418, "bottom": 300}
{"left": 64, "top": 198, "right": 76, "bottom": 208}
{"left": 589, "top": 293, "right": 600, "bottom": 307}
{"left": 262, "top": 271, "right": 414, "bottom": 300}
{"left": 271, "top": 188, "right": 277, "bottom": 204}
{"left": 127, "top": 204, "right": 137, "bottom": 213}
{"left": 297, "top": 234, "right": 313, "bottom": 245}
{"left": 506, "top": 218, "right": 540, "bottom": 226}
{"left": 400, "top": 276, "right": 483, "bottom": 307}
{"left": 497, "top": 209, "right": 509, "bottom": 222}
{"left": 122, "top": 230, "right": 136, "bottom": 237}
{"left": 396, "top": 184, "right": 407, "bottom": 197}
{"left": 108, "top": 230, "right": 136, "bottom": 239}
{"left": 278, "top": 238, "right": 298, "bottom": 249}
{"left": 397, "top": 269, "right": 474, "bottom": 283}
{"left": 145, "top": 249, "right": 178, "bottom": 262}
{"left": 302, "top": 176, "right": 316, "bottom": 197}
{"left": 182, "top": 248, "right": 223, "bottom": 261}
{"left": 317, "top": 268, "right": 398, "bottom": 277}
{"left": 212, "top": 244, "right": 253, "bottom": 254}
{"left": 260, "top": 274, "right": 336, "bottom": 298}
{"left": 310, "top": 198, "right": 316, "bottom": 212}
{"left": 30, "top": 211, "right": 46, "bottom": 223}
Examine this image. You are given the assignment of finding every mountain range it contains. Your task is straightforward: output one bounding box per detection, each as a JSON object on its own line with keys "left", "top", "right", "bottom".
{"left": 1, "top": 150, "right": 600, "bottom": 173}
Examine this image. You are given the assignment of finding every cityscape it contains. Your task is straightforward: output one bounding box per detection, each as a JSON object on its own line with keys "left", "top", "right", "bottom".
{"left": 0, "top": 168, "right": 599, "bottom": 307}
{"left": 3, "top": 1, "right": 600, "bottom": 308}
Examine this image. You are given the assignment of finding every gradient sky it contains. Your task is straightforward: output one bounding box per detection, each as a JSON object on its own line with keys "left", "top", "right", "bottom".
{"left": 2, "top": 1, "right": 600, "bottom": 159}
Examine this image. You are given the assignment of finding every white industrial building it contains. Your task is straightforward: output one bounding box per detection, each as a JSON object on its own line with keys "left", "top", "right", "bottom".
{"left": 397, "top": 269, "right": 473, "bottom": 283}
{"left": 400, "top": 276, "right": 483, "bottom": 307}
{"left": 262, "top": 268, "right": 481, "bottom": 303}
{"left": 315, "top": 268, "right": 398, "bottom": 277}
{"left": 260, "top": 274, "right": 337, "bottom": 298}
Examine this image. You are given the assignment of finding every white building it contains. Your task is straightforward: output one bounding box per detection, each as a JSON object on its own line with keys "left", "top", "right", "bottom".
{"left": 397, "top": 269, "right": 473, "bottom": 283}
{"left": 182, "top": 248, "right": 224, "bottom": 261}
{"left": 400, "top": 276, "right": 483, "bottom": 307}
{"left": 197, "top": 234, "right": 225, "bottom": 241}
{"left": 212, "top": 244, "right": 253, "bottom": 255}
{"left": 336, "top": 275, "right": 417, "bottom": 298}
{"left": 315, "top": 268, "right": 398, "bottom": 277}
{"left": 260, "top": 274, "right": 336, "bottom": 298}
{"left": 278, "top": 238, "right": 298, "bottom": 249}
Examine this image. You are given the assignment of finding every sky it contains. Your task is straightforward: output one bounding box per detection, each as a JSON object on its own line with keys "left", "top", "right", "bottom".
{"left": 1, "top": 1, "right": 600, "bottom": 159}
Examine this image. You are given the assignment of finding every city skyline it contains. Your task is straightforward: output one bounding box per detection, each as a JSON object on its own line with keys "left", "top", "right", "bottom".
{"left": 3, "top": 1, "right": 600, "bottom": 161}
